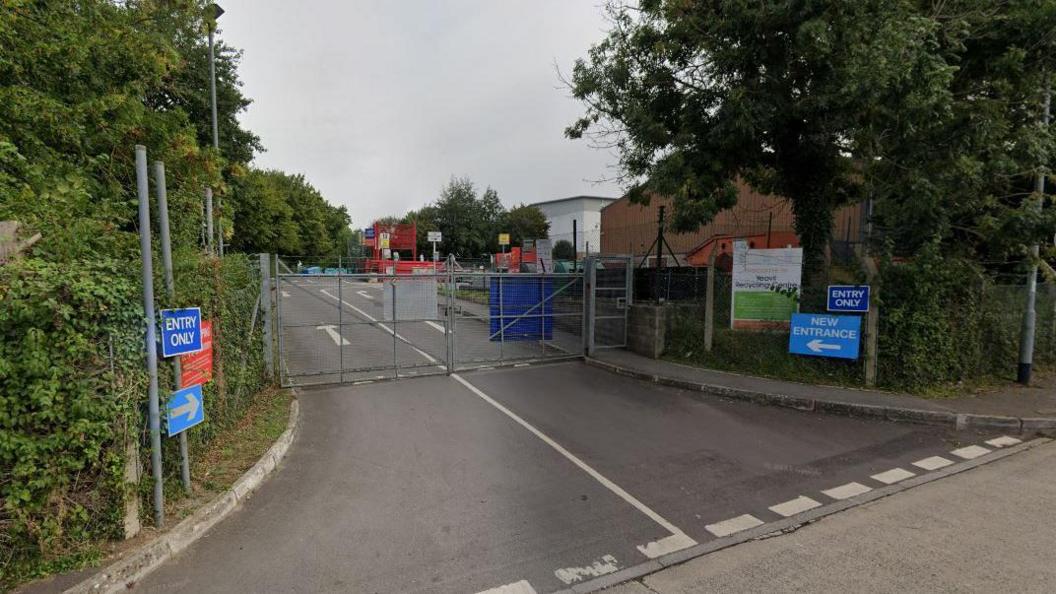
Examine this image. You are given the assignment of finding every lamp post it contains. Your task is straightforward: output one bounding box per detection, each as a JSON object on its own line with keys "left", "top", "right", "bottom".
{"left": 207, "top": 3, "right": 225, "bottom": 257}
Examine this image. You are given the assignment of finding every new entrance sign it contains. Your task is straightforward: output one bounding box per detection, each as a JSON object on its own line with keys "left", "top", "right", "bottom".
{"left": 827, "top": 285, "right": 870, "bottom": 313}
{"left": 789, "top": 313, "right": 862, "bottom": 360}
{"left": 731, "top": 241, "right": 803, "bottom": 329}
{"left": 160, "top": 307, "right": 203, "bottom": 357}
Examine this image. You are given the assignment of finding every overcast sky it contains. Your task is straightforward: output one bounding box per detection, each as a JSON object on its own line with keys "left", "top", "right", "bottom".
{"left": 219, "top": 1, "right": 623, "bottom": 228}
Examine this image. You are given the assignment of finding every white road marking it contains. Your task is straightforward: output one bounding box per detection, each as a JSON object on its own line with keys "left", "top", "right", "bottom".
{"left": 951, "top": 445, "right": 990, "bottom": 460}
{"left": 315, "top": 325, "right": 350, "bottom": 346}
{"left": 822, "top": 482, "right": 872, "bottom": 500}
{"left": 319, "top": 289, "right": 442, "bottom": 368}
{"left": 476, "top": 580, "right": 537, "bottom": 594}
{"left": 425, "top": 320, "right": 446, "bottom": 333}
{"left": 356, "top": 290, "right": 375, "bottom": 301}
{"left": 986, "top": 436, "right": 1021, "bottom": 448}
{"left": 705, "top": 514, "right": 764, "bottom": 538}
{"left": 870, "top": 467, "right": 916, "bottom": 485}
{"left": 514, "top": 363, "right": 530, "bottom": 368}
{"left": 913, "top": 456, "right": 954, "bottom": 471}
{"left": 352, "top": 380, "right": 374, "bottom": 386}
{"left": 638, "top": 533, "right": 698, "bottom": 558}
{"left": 554, "top": 554, "right": 619, "bottom": 585}
{"left": 281, "top": 291, "right": 290, "bottom": 298}
{"left": 451, "top": 373, "right": 697, "bottom": 558}
{"left": 769, "top": 496, "right": 822, "bottom": 518}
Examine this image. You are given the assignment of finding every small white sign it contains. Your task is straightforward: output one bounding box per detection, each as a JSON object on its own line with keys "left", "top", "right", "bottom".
{"left": 427, "top": 231, "right": 442, "bottom": 243}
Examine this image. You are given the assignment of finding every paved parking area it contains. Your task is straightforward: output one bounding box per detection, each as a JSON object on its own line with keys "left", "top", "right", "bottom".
{"left": 134, "top": 361, "right": 1017, "bottom": 594}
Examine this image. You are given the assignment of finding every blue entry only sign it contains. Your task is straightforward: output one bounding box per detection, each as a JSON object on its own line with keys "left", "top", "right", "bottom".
{"left": 160, "top": 307, "right": 202, "bottom": 358}
{"left": 166, "top": 384, "right": 204, "bottom": 436}
{"left": 789, "top": 313, "right": 862, "bottom": 360}
{"left": 827, "top": 285, "right": 870, "bottom": 313}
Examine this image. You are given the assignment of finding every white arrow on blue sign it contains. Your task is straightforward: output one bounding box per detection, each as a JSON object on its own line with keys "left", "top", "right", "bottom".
{"left": 160, "top": 307, "right": 203, "bottom": 358}
{"left": 789, "top": 313, "right": 862, "bottom": 360}
{"left": 166, "top": 384, "right": 204, "bottom": 436}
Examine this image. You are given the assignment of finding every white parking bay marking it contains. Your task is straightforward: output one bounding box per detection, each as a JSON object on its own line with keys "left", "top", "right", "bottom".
{"left": 913, "top": 456, "right": 954, "bottom": 471}
{"left": 769, "top": 496, "right": 821, "bottom": 518}
{"left": 705, "top": 514, "right": 764, "bottom": 538}
{"left": 476, "top": 580, "right": 537, "bottom": 594}
{"left": 451, "top": 374, "right": 697, "bottom": 559}
{"left": 821, "top": 482, "right": 872, "bottom": 500}
{"left": 870, "top": 468, "right": 916, "bottom": 485}
{"left": 951, "top": 445, "right": 990, "bottom": 460}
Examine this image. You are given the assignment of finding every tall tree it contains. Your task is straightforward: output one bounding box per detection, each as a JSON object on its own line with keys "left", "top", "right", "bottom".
{"left": 502, "top": 204, "right": 549, "bottom": 246}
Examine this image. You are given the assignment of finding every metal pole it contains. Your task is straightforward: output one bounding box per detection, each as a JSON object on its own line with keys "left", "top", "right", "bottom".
{"left": 391, "top": 280, "right": 399, "bottom": 378}
{"left": 205, "top": 187, "right": 214, "bottom": 256}
{"left": 259, "top": 254, "right": 274, "bottom": 379}
{"left": 446, "top": 258, "right": 455, "bottom": 374}
{"left": 208, "top": 24, "right": 224, "bottom": 258}
{"left": 498, "top": 274, "right": 505, "bottom": 362}
{"left": 705, "top": 249, "right": 716, "bottom": 352}
{"left": 155, "top": 161, "right": 192, "bottom": 494}
{"left": 136, "top": 146, "right": 164, "bottom": 527}
{"left": 338, "top": 268, "right": 344, "bottom": 383}
{"left": 572, "top": 218, "right": 578, "bottom": 273}
{"left": 1018, "top": 82, "right": 1051, "bottom": 385}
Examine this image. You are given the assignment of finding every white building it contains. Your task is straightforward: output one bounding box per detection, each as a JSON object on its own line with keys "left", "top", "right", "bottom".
{"left": 529, "top": 195, "right": 617, "bottom": 255}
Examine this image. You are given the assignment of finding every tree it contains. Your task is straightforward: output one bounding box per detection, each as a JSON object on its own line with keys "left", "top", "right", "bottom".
{"left": 567, "top": 1, "right": 1056, "bottom": 276}
{"left": 502, "top": 204, "right": 549, "bottom": 246}
{"left": 552, "top": 239, "right": 575, "bottom": 260}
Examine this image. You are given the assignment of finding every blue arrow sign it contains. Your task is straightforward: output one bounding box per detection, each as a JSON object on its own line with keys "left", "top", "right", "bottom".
{"left": 166, "top": 384, "right": 204, "bottom": 437}
{"left": 789, "top": 313, "right": 861, "bottom": 360}
{"left": 827, "top": 285, "right": 870, "bottom": 313}
{"left": 160, "top": 307, "right": 203, "bottom": 358}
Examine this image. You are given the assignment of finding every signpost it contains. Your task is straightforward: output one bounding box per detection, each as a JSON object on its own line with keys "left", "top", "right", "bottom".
{"left": 428, "top": 230, "right": 442, "bottom": 262}
{"left": 166, "top": 384, "right": 205, "bottom": 436}
{"left": 180, "top": 320, "right": 213, "bottom": 386}
{"left": 160, "top": 307, "right": 203, "bottom": 358}
{"left": 789, "top": 313, "right": 862, "bottom": 360}
{"left": 827, "top": 285, "right": 870, "bottom": 313}
{"left": 498, "top": 233, "right": 510, "bottom": 246}
{"left": 731, "top": 241, "right": 803, "bottom": 329}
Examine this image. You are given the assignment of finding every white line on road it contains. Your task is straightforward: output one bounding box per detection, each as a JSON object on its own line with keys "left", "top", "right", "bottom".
{"left": 913, "top": 456, "right": 954, "bottom": 471}
{"left": 281, "top": 291, "right": 290, "bottom": 298}
{"left": 986, "top": 436, "right": 1022, "bottom": 448}
{"left": 870, "top": 468, "right": 916, "bottom": 485}
{"left": 822, "top": 482, "right": 872, "bottom": 500}
{"left": 425, "top": 321, "right": 446, "bottom": 333}
{"left": 319, "top": 289, "right": 441, "bottom": 367}
{"left": 951, "top": 445, "right": 990, "bottom": 460}
{"left": 356, "top": 290, "right": 375, "bottom": 301}
{"left": 476, "top": 580, "right": 537, "bottom": 594}
{"left": 769, "top": 496, "right": 822, "bottom": 518}
{"left": 315, "top": 325, "right": 350, "bottom": 346}
{"left": 451, "top": 373, "right": 697, "bottom": 559}
{"left": 705, "top": 514, "right": 764, "bottom": 537}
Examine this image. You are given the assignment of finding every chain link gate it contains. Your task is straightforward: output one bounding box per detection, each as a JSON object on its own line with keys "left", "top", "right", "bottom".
{"left": 274, "top": 256, "right": 587, "bottom": 387}
{"left": 585, "top": 255, "right": 633, "bottom": 356}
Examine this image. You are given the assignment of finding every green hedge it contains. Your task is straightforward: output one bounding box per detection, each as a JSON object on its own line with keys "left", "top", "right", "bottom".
{"left": 0, "top": 253, "right": 268, "bottom": 587}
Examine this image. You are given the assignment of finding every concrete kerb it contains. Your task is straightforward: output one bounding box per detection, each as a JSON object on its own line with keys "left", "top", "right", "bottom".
{"left": 65, "top": 396, "right": 301, "bottom": 594}
{"left": 570, "top": 437, "right": 1051, "bottom": 593}
{"left": 584, "top": 357, "right": 1056, "bottom": 433}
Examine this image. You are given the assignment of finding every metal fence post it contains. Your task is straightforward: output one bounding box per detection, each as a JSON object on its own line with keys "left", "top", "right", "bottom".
{"left": 276, "top": 265, "right": 286, "bottom": 386}
{"left": 259, "top": 254, "right": 274, "bottom": 379}
{"left": 585, "top": 257, "right": 596, "bottom": 357}
{"left": 446, "top": 258, "right": 455, "bottom": 374}
{"left": 155, "top": 161, "right": 192, "bottom": 495}
{"left": 498, "top": 273, "right": 505, "bottom": 362}
{"left": 205, "top": 187, "right": 214, "bottom": 256}
{"left": 705, "top": 250, "right": 716, "bottom": 352}
{"left": 136, "top": 146, "right": 164, "bottom": 528}
{"left": 391, "top": 279, "right": 399, "bottom": 378}
{"left": 337, "top": 268, "right": 344, "bottom": 383}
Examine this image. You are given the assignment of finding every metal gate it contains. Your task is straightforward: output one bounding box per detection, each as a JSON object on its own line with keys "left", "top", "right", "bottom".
{"left": 274, "top": 258, "right": 585, "bottom": 387}
{"left": 585, "top": 255, "right": 633, "bottom": 355}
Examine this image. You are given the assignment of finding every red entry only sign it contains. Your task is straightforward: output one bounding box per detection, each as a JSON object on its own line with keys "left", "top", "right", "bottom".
{"left": 181, "top": 319, "right": 213, "bottom": 386}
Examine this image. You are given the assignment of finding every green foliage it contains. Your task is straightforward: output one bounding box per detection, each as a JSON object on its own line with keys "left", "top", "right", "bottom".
{"left": 0, "top": 259, "right": 144, "bottom": 586}
{"left": 552, "top": 239, "right": 575, "bottom": 260}
{"left": 502, "top": 204, "right": 550, "bottom": 247}
{"left": 229, "top": 169, "right": 352, "bottom": 258}
{"left": 567, "top": 1, "right": 1056, "bottom": 276}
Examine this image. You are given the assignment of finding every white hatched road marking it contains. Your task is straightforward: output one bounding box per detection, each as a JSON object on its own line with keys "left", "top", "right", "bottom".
{"left": 822, "top": 482, "right": 872, "bottom": 500}
{"left": 705, "top": 514, "right": 764, "bottom": 538}
{"left": 425, "top": 320, "right": 446, "bottom": 333}
{"left": 476, "top": 580, "right": 537, "bottom": 594}
{"left": 951, "top": 445, "right": 991, "bottom": 460}
{"left": 451, "top": 374, "right": 697, "bottom": 559}
{"left": 356, "top": 290, "right": 375, "bottom": 301}
{"left": 986, "top": 436, "right": 1022, "bottom": 448}
{"left": 769, "top": 496, "right": 821, "bottom": 518}
{"left": 913, "top": 456, "right": 954, "bottom": 471}
{"left": 319, "top": 288, "right": 443, "bottom": 369}
{"left": 554, "top": 554, "right": 619, "bottom": 585}
{"left": 315, "top": 325, "right": 350, "bottom": 346}
{"left": 871, "top": 468, "right": 916, "bottom": 485}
